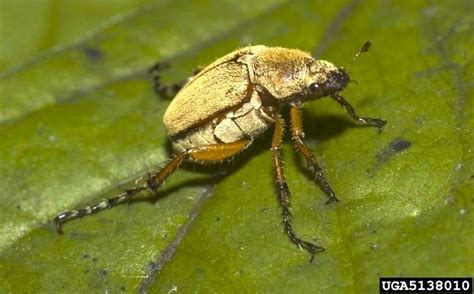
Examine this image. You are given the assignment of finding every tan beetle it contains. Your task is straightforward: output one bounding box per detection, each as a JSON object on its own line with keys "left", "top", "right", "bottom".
{"left": 55, "top": 41, "right": 385, "bottom": 261}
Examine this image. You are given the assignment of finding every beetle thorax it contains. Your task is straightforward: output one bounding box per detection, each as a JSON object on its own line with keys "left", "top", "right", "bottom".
{"left": 251, "top": 47, "right": 314, "bottom": 99}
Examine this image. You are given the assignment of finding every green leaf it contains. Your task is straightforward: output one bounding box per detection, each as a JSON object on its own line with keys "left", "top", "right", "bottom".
{"left": 0, "top": 0, "right": 472, "bottom": 292}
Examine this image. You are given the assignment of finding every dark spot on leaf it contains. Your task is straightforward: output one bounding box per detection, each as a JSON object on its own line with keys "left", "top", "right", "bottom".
{"left": 82, "top": 46, "right": 104, "bottom": 62}
{"left": 196, "top": 268, "right": 205, "bottom": 277}
{"left": 92, "top": 257, "right": 98, "bottom": 262}
{"left": 215, "top": 216, "right": 221, "bottom": 222}
{"left": 97, "top": 269, "right": 107, "bottom": 278}
{"left": 16, "top": 204, "right": 21, "bottom": 210}
{"left": 82, "top": 253, "right": 90, "bottom": 259}
{"left": 367, "top": 138, "right": 412, "bottom": 176}
{"left": 36, "top": 126, "right": 46, "bottom": 135}
{"left": 120, "top": 286, "right": 126, "bottom": 292}
{"left": 390, "top": 139, "right": 412, "bottom": 152}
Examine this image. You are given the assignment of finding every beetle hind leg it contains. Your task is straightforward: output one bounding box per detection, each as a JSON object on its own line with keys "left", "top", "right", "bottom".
{"left": 54, "top": 152, "right": 187, "bottom": 234}
{"left": 148, "top": 62, "right": 184, "bottom": 98}
{"left": 54, "top": 186, "right": 147, "bottom": 234}
{"left": 54, "top": 140, "right": 250, "bottom": 234}
{"left": 188, "top": 139, "right": 250, "bottom": 162}
{"left": 148, "top": 62, "right": 202, "bottom": 98}
{"left": 272, "top": 113, "right": 325, "bottom": 261}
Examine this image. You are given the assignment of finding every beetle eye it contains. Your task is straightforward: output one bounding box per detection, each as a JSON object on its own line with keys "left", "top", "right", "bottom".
{"left": 309, "top": 83, "right": 321, "bottom": 93}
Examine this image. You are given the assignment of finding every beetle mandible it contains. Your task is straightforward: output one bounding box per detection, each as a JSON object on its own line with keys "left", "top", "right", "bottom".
{"left": 55, "top": 41, "right": 386, "bottom": 261}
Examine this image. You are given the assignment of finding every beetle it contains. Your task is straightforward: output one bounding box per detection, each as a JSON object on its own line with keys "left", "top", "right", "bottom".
{"left": 55, "top": 41, "right": 386, "bottom": 261}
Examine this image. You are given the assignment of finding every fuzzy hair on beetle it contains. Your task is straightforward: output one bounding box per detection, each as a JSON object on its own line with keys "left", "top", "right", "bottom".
{"left": 55, "top": 41, "right": 386, "bottom": 261}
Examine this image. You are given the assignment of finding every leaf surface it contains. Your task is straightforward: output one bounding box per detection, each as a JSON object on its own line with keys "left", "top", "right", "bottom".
{"left": 0, "top": 0, "right": 472, "bottom": 293}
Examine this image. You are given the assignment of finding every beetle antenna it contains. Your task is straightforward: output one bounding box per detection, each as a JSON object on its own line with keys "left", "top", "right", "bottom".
{"left": 346, "top": 40, "right": 371, "bottom": 70}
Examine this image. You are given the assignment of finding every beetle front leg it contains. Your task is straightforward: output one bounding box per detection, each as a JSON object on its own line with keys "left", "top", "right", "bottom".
{"left": 290, "top": 105, "right": 339, "bottom": 204}
{"left": 272, "top": 113, "right": 325, "bottom": 262}
{"left": 331, "top": 93, "right": 386, "bottom": 132}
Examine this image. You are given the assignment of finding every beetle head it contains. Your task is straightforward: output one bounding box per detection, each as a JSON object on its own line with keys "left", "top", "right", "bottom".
{"left": 304, "top": 41, "right": 371, "bottom": 101}
{"left": 305, "top": 60, "right": 350, "bottom": 100}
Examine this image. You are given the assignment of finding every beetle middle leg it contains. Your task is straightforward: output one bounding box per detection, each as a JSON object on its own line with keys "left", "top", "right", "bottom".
{"left": 272, "top": 112, "right": 325, "bottom": 261}
{"left": 290, "top": 105, "right": 339, "bottom": 204}
{"left": 54, "top": 140, "right": 249, "bottom": 234}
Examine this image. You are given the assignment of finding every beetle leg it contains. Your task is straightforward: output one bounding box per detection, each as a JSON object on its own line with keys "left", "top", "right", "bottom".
{"left": 331, "top": 93, "right": 386, "bottom": 133}
{"left": 54, "top": 140, "right": 249, "bottom": 234}
{"left": 188, "top": 139, "right": 250, "bottom": 161}
{"left": 148, "top": 62, "right": 183, "bottom": 97}
{"left": 148, "top": 62, "right": 202, "bottom": 98}
{"left": 272, "top": 113, "right": 325, "bottom": 262}
{"left": 54, "top": 152, "right": 187, "bottom": 234}
{"left": 290, "top": 105, "right": 339, "bottom": 204}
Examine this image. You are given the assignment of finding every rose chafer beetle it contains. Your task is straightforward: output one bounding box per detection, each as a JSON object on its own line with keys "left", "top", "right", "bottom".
{"left": 55, "top": 41, "right": 385, "bottom": 261}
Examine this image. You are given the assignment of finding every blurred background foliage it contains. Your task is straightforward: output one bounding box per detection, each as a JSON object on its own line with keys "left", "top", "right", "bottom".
{"left": 0, "top": 0, "right": 472, "bottom": 293}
